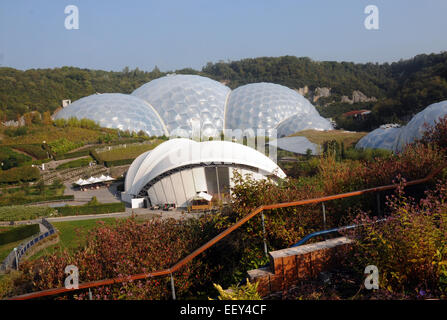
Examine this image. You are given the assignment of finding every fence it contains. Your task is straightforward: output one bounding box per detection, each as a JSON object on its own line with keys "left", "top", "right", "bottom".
{"left": 0, "top": 218, "right": 56, "bottom": 273}
{"left": 9, "top": 162, "right": 447, "bottom": 300}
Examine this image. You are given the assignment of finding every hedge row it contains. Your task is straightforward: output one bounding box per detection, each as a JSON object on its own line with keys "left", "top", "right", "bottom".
{"left": 0, "top": 195, "right": 74, "bottom": 207}
{"left": 0, "top": 205, "right": 57, "bottom": 221}
{"left": 11, "top": 144, "right": 48, "bottom": 160}
{"left": 56, "top": 157, "right": 92, "bottom": 170}
{"left": 53, "top": 149, "right": 92, "bottom": 161}
{"left": 103, "top": 158, "right": 134, "bottom": 167}
{"left": 0, "top": 166, "right": 40, "bottom": 184}
{"left": 56, "top": 202, "right": 125, "bottom": 216}
{"left": 0, "top": 224, "right": 40, "bottom": 245}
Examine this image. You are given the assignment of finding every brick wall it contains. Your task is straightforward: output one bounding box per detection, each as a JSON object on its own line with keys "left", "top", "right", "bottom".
{"left": 247, "top": 237, "right": 353, "bottom": 297}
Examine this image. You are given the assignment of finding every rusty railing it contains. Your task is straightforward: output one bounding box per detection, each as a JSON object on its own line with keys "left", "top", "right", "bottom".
{"left": 10, "top": 163, "right": 447, "bottom": 300}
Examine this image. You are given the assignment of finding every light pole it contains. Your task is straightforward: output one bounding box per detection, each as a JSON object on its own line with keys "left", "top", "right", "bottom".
{"left": 14, "top": 247, "right": 19, "bottom": 270}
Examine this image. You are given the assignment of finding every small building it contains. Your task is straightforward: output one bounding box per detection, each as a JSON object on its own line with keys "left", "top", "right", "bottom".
{"left": 342, "top": 109, "right": 371, "bottom": 120}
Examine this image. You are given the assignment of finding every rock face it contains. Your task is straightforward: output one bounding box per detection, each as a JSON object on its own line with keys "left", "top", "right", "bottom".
{"left": 341, "top": 90, "right": 377, "bottom": 104}
{"left": 296, "top": 86, "right": 309, "bottom": 96}
{"left": 313, "top": 87, "right": 331, "bottom": 102}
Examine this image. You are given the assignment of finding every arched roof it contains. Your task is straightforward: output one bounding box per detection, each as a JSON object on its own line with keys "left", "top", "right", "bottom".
{"left": 125, "top": 138, "right": 286, "bottom": 197}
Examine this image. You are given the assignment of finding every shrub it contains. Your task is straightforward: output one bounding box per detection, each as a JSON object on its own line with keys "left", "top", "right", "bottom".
{"left": 56, "top": 202, "right": 125, "bottom": 216}
{"left": 0, "top": 224, "right": 40, "bottom": 245}
{"left": 345, "top": 180, "right": 447, "bottom": 298}
{"left": 17, "top": 218, "right": 217, "bottom": 300}
{"left": 0, "top": 166, "right": 40, "bottom": 184}
{"left": 0, "top": 206, "right": 57, "bottom": 221}
{"left": 211, "top": 279, "right": 261, "bottom": 300}
{"left": 11, "top": 144, "right": 48, "bottom": 160}
{"left": 48, "top": 138, "right": 83, "bottom": 156}
{"left": 56, "top": 157, "right": 92, "bottom": 170}
{"left": 0, "top": 146, "right": 32, "bottom": 170}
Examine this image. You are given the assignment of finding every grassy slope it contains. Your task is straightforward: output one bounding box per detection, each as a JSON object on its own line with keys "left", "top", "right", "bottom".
{"left": 95, "top": 140, "right": 163, "bottom": 162}
{"left": 29, "top": 218, "right": 117, "bottom": 260}
{"left": 290, "top": 129, "right": 367, "bottom": 148}
{"left": 0, "top": 125, "right": 113, "bottom": 145}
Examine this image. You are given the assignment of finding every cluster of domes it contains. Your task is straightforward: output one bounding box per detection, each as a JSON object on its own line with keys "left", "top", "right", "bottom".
{"left": 55, "top": 74, "right": 333, "bottom": 137}
{"left": 356, "top": 100, "right": 447, "bottom": 151}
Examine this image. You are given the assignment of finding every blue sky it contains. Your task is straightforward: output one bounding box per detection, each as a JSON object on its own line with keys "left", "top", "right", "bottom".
{"left": 1, "top": 0, "right": 446, "bottom": 72}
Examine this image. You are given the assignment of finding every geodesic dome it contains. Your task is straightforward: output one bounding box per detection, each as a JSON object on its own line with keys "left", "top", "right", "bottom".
{"left": 132, "top": 74, "right": 231, "bottom": 137}
{"left": 275, "top": 112, "right": 334, "bottom": 138}
{"left": 53, "top": 93, "right": 168, "bottom": 137}
{"left": 224, "top": 82, "right": 328, "bottom": 136}
{"left": 395, "top": 100, "right": 447, "bottom": 151}
{"left": 356, "top": 126, "right": 402, "bottom": 151}
{"left": 356, "top": 100, "right": 447, "bottom": 152}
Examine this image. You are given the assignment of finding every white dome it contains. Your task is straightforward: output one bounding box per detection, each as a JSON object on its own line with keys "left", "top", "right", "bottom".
{"left": 124, "top": 138, "right": 286, "bottom": 200}
{"left": 275, "top": 113, "right": 333, "bottom": 138}
{"left": 395, "top": 100, "right": 447, "bottom": 151}
{"left": 356, "top": 126, "right": 402, "bottom": 151}
{"left": 356, "top": 100, "right": 447, "bottom": 151}
{"left": 224, "top": 83, "right": 323, "bottom": 136}
{"left": 132, "top": 75, "right": 231, "bottom": 137}
{"left": 54, "top": 93, "right": 168, "bottom": 137}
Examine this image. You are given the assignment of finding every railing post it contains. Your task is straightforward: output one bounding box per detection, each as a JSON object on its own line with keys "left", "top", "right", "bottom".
{"left": 376, "top": 192, "right": 381, "bottom": 217}
{"left": 14, "top": 248, "right": 18, "bottom": 270}
{"left": 261, "top": 212, "right": 268, "bottom": 257}
{"left": 88, "top": 288, "right": 93, "bottom": 300}
{"left": 170, "top": 273, "right": 176, "bottom": 300}
{"left": 322, "top": 202, "right": 326, "bottom": 231}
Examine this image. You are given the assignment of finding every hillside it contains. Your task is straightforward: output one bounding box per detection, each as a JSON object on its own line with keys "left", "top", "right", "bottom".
{"left": 1, "top": 52, "right": 447, "bottom": 131}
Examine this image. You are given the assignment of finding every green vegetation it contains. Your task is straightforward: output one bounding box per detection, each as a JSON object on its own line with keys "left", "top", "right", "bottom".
{"left": 56, "top": 202, "right": 125, "bottom": 216}
{"left": 290, "top": 129, "right": 367, "bottom": 149}
{"left": 0, "top": 180, "right": 68, "bottom": 206}
{"left": 92, "top": 140, "right": 163, "bottom": 166}
{"left": 0, "top": 146, "right": 32, "bottom": 170}
{"left": 0, "top": 206, "right": 57, "bottom": 221}
{"left": 0, "top": 224, "right": 40, "bottom": 245}
{"left": 48, "top": 138, "right": 84, "bottom": 156}
{"left": 30, "top": 218, "right": 116, "bottom": 260}
{"left": 211, "top": 280, "right": 261, "bottom": 300}
{"left": 56, "top": 156, "right": 92, "bottom": 170}
{"left": 0, "top": 166, "right": 40, "bottom": 184}
{"left": 9, "top": 144, "right": 48, "bottom": 160}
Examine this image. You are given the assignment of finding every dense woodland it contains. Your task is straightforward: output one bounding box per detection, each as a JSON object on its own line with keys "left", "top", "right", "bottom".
{"left": 1, "top": 52, "right": 447, "bottom": 130}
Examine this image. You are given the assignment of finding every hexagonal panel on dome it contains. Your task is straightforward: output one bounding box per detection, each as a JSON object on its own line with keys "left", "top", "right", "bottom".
{"left": 53, "top": 93, "right": 168, "bottom": 137}
{"left": 131, "top": 74, "right": 231, "bottom": 137}
{"left": 224, "top": 83, "right": 320, "bottom": 136}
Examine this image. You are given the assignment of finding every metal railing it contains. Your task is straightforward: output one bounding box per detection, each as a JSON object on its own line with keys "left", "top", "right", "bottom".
{"left": 9, "top": 163, "right": 447, "bottom": 300}
{"left": 1, "top": 219, "right": 56, "bottom": 273}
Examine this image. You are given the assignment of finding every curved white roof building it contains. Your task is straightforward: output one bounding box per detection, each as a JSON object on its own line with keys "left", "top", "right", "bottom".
{"left": 53, "top": 93, "right": 168, "bottom": 137}
{"left": 356, "top": 100, "right": 447, "bottom": 152}
{"left": 56, "top": 74, "right": 332, "bottom": 138}
{"left": 122, "top": 138, "right": 286, "bottom": 207}
{"left": 132, "top": 74, "right": 231, "bottom": 137}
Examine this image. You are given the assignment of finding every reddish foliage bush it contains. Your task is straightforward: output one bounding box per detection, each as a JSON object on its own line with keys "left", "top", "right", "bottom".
{"left": 17, "top": 218, "right": 218, "bottom": 300}
{"left": 344, "top": 179, "right": 447, "bottom": 299}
